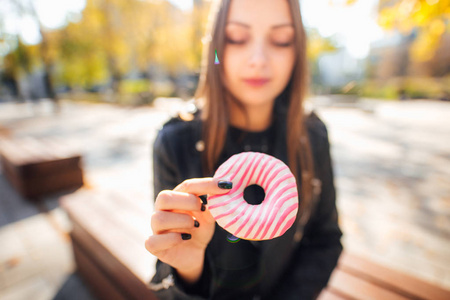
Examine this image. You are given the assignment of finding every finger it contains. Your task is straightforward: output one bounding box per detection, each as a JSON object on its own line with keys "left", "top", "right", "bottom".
{"left": 155, "top": 190, "right": 203, "bottom": 211}
{"left": 151, "top": 211, "right": 199, "bottom": 234}
{"left": 145, "top": 232, "right": 186, "bottom": 255}
{"left": 174, "top": 178, "right": 233, "bottom": 196}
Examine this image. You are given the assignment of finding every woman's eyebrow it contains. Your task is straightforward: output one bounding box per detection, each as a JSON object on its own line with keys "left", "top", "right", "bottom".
{"left": 272, "top": 23, "right": 294, "bottom": 30}
{"left": 226, "top": 21, "right": 250, "bottom": 29}
{"left": 227, "top": 21, "right": 294, "bottom": 30}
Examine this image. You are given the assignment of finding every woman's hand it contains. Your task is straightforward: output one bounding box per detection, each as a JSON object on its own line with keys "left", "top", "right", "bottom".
{"left": 145, "top": 178, "right": 232, "bottom": 284}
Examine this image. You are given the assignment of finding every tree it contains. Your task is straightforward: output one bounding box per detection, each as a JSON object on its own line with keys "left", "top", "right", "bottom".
{"left": 1, "top": 0, "right": 215, "bottom": 102}
{"left": 0, "top": 0, "right": 58, "bottom": 104}
{"left": 349, "top": 0, "right": 450, "bottom": 62}
{"left": 306, "top": 28, "right": 338, "bottom": 92}
{"left": 3, "top": 41, "right": 40, "bottom": 100}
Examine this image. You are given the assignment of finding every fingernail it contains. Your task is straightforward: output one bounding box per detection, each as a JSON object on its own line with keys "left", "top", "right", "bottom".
{"left": 199, "top": 195, "right": 207, "bottom": 204}
{"left": 201, "top": 204, "right": 206, "bottom": 211}
{"left": 194, "top": 220, "right": 200, "bottom": 227}
{"left": 181, "top": 233, "right": 191, "bottom": 240}
{"left": 218, "top": 180, "right": 233, "bottom": 189}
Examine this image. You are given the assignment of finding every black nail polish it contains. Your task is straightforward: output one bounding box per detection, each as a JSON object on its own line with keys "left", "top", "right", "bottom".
{"left": 218, "top": 181, "right": 233, "bottom": 189}
{"left": 194, "top": 220, "right": 200, "bottom": 228}
{"left": 181, "top": 233, "right": 191, "bottom": 240}
{"left": 201, "top": 204, "right": 206, "bottom": 211}
{"left": 199, "top": 195, "right": 207, "bottom": 204}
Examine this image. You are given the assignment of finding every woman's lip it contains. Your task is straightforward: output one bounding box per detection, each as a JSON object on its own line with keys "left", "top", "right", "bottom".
{"left": 243, "top": 79, "right": 270, "bottom": 86}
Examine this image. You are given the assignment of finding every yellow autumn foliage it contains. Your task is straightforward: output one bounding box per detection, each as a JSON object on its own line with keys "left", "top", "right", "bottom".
{"left": 307, "top": 30, "right": 337, "bottom": 62}
{"left": 377, "top": 0, "right": 450, "bottom": 62}
{"left": 43, "top": 0, "right": 212, "bottom": 87}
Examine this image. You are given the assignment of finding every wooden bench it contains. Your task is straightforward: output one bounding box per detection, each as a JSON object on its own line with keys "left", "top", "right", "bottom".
{"left": 60, "top": 190, "right": 157, "bottom": 300}
{"left": 319, "top": 253, "right": 450, "bottom": 300}
{"left": 0, "top": 137, "right": 84, "bottom": 199}
{"left": 60, "top": 190, "right": 450, "bottom": 300}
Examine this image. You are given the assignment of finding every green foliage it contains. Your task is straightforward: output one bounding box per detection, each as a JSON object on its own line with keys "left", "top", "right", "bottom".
{"left": 360, "top": 76, "right": 450, "bottom": 100}
{"left": 360, "top": 80, "right": 399, "bottom": 99}
{"left": 149, "top": 81, "right": 176, "bottom": 98}
{"left": 120, "top": 79, "right": 150, "bottom": 94}
{"left": 4, "top": 41, "right": 40, "bottom": 77}
{"left": 403, "top": 77, "right": 449, "bottom": 99}
{"left": 328, "top": 81, "right": 361, "bottom": 96}
{"left": 307, "top": 28, "right": 339, "bottom": 91}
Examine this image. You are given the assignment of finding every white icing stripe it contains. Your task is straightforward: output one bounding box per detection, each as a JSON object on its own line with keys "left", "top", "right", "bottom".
{"left": 215, "top": 153, "right": 241, "bottom": 179}
{"left": 262, "top": 197, "right": 298, "bottom": 240}
{"left": 272, "top": 208, "right": 298, "bottom": 238}
{"left": 253, "top": 186, "right": 297, "bottom": 240}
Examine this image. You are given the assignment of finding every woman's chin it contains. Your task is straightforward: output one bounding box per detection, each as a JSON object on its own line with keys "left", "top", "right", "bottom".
{"left": 238, "top": 94, "right": 277, "bottom": 108}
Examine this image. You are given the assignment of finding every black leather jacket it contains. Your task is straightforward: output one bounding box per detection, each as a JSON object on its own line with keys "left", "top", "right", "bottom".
{"left": 150, "top": 107, "right": 343, "bottom": 300}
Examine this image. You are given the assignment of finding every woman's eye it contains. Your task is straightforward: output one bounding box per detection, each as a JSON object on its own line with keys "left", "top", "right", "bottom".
{"left": 274, "top": 42, "right": 293, "bottom": 47}
{"left": 227, "top": 39, "right": 245, "bottom": 45}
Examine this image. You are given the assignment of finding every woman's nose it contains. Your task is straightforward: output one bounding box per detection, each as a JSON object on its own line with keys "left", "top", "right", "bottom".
{"left": 248, "top": 40, "right": 268, "bottom": 68}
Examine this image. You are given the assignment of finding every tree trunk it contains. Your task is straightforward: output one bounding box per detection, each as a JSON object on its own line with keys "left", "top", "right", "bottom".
{"left": 39, "top": 29, "right": 60, "bottom": 112}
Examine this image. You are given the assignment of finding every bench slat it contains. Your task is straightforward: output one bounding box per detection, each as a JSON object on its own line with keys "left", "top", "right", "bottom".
{"left": 338, "top": 252, "right": 450, "bottom": 300}
{"left": 38, "top": 137, "right": 82, "bottom": 160}
{"left": 3, "top": 166, "right": 82, "bottom": 198}
{"left": 70, "top": 219, "right": 156, "bottom": 300}
{"left": 18, "top": 137, "right": 54, "bottom": 162}
{"left": 0, "top": 139, "right": 32, "bottom": 165}
{"left": 102, "top": 192, "right": 151, "bottom": 239}
{"left": 328, "top": 268, "right": 410, "bottom": 300}
{"left": 22, "top": 157, "right": 82, "bottom": 179}
{"left": 73, "top": 241, "right": 126, "bottom": 300}
{"left": 0, "top": 137, "right": 84, "bottom": 198}
{"left": 78, "top": 195, "right": 152, "bottom": 280}
{"left": 62, "top": 190, "right": 150, "bottom": 256}
{"left": 61, "top": 193, "right": 157, "bottom": 299}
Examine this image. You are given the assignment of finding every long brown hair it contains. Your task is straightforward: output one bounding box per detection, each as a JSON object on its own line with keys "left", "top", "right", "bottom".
{"left": 194, "top": 0, "right": 315, "bottom": 225}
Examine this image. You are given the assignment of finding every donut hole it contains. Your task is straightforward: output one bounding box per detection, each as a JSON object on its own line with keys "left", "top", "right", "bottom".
{"left": 243, "top": 184, "right": 265, "bottom": 205}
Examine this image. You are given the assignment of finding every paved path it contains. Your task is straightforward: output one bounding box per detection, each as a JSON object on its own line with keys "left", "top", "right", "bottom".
{"left": 0, "top": 98, "right": 449, "bottom": 299}
{"left": 317, "top": 99, "right": 450, "bottom": 289}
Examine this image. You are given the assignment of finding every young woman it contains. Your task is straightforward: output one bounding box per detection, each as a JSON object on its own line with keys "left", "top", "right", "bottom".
{"left": 145, "top": 0, "right": 343, "bottom": 299}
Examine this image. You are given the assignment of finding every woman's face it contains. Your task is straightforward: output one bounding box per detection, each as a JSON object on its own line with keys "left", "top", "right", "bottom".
{"left": 223, "top": 0, "right": 296, "bottom": 112}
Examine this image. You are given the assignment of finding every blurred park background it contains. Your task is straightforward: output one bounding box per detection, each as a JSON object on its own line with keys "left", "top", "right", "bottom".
{"left": 0, "top": 0, "right": 449, "bottom": 299}
{"left": 1, "top": 0, "right": 449, "bottom": 104}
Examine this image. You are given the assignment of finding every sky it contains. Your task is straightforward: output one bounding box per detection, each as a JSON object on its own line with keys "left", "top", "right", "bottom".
{"left": 3, "top": 0, "right": 384, "bottom": 59}
{"left": 300, "top": 0, "right": 384, "bottom": 58}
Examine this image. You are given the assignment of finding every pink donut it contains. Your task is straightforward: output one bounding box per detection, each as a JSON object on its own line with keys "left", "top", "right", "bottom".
{"left": 207, "top": 152, "right": 299, "bottom": 241}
